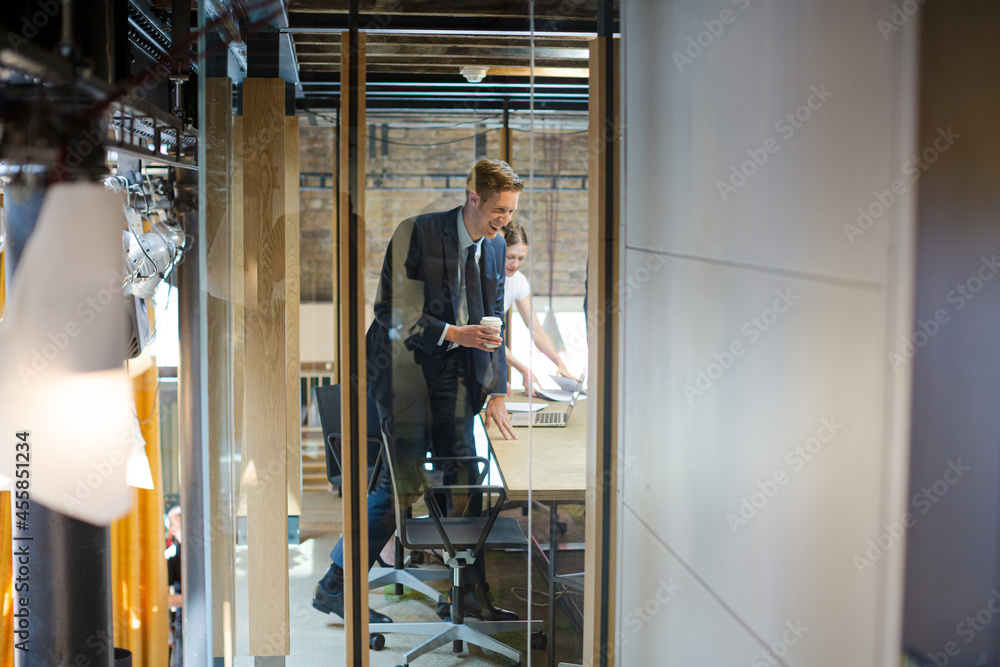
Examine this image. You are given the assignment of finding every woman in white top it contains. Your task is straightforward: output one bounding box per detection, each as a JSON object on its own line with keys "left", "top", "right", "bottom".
{"left": 502, "top": 222, "right": 575, "bottom": 395}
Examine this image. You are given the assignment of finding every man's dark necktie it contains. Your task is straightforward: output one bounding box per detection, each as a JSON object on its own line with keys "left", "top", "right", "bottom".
{"left": 466, "top": 244, "right": 484, "bottom": 324}
{"left": 465, "top": 244, "right": 492, "bottom": 389}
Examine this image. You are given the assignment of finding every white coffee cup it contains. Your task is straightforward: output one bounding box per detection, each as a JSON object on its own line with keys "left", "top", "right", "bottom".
{"left": 480, "top": 316, "right": 503, "bottom": 348}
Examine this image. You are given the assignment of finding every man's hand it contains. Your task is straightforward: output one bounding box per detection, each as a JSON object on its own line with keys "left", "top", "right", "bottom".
{"left": 485, "top": 395, "right": 518, "bottom": 440}
{"left": 446, "top": 324, "right": 502, "bottom": 351}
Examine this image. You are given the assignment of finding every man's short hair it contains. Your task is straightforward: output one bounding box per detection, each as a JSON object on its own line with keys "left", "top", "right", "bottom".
{"left": 466, "top": 159, "right": 524, "bottom": 202}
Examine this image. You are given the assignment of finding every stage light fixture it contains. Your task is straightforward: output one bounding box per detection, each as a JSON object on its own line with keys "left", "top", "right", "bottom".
{"left": 122, "top": 219, "right": 185, "bottom": 300}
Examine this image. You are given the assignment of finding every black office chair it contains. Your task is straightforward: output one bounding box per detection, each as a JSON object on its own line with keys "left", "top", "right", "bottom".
{"left": 312, "top": 385, "right": 449, "bottom": 604}
{"left": 312, "top": 384, "right": 384, "bottom": 495}
{"left": 369, "top": 417, "right": 545, "bottom": 667}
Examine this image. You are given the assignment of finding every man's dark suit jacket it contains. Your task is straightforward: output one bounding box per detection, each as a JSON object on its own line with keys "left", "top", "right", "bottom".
{"left": 366, "top": 205, "right": 507, "bottom": 413}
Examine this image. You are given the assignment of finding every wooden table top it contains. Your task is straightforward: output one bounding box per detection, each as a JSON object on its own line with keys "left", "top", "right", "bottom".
{"left": 485, "top": 398, "right": 589, "bottom": 502}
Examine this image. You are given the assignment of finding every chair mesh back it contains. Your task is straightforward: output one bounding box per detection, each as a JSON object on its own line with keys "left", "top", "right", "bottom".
{"left": 313, "top": 384, "right": 383, "bottom": 485}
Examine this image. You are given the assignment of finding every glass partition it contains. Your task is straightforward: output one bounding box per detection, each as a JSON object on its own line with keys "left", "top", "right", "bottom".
{"left": 191, "top": 4, "right": 598, "bottom": 665}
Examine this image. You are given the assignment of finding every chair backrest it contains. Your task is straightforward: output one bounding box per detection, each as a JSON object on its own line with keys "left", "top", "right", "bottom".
{"left": 377, "top": 418, "right": 423, "bottom": 551}
{"left": 312, "top": 384, "right": 383, "bottom": 485}
{"left": 377, "top": 418, "right": 489, "bottom": 552}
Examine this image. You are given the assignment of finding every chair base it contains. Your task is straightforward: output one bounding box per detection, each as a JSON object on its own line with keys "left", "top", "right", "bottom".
{"left": 368, "top": 565, "right": 448, "bottom": 603}
{"left": 370, "top": 619, "right": 543, "bottom": 665}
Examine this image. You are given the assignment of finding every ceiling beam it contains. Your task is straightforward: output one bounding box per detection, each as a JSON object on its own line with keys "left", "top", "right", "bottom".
{"left": 287, "top": 0, "right": 607, "bottom": 20}
{"left": 298, "top": 63, "right": 590, "bottom": 76}
{"left": 301, "top": 86, "right": 589, "bottom": 97}
{"left": 295, "top": 56, "right": 581, "bottom": 68}
{"left": 292, "top": 34, "right": 591, "bottom": 47}
{"left": 296, "top": 71, "right": 584, "bottom": 83}
{"left": 286, "top": 12, "right": 617, "bottom": 35}
{"left": 293, "top": 43, "right": 588, "bottom": 59}
{"left": 296, "top": 96, "right": 587, "bottom": 111}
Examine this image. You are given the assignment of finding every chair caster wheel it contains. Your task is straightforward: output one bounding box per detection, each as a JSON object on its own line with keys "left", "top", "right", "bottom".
{"left": 435, "top": 601, "right": 451, "bottom": 622}
{"left": 409, "top": 550, "right": 425, "bottom": 564}
{"left": 556, "top": 520, "right": 568, "bottom": 533}
{"left": 530, "top": 631, "right": 548, "bottom": 650}
{"left": 369, "top": 633, "right": 385, "bottom": 651}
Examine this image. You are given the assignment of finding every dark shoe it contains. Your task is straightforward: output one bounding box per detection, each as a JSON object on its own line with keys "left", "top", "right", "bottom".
{"left": 312, "top": 582, "right": 393, "bottom": 624}
{"left": 437, "top": 588, "right": 520, "bottom": 622}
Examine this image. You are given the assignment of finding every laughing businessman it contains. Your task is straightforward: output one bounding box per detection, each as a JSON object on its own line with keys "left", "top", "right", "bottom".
{"left": 313, "top": 159, "right": 522, "bottom": 624}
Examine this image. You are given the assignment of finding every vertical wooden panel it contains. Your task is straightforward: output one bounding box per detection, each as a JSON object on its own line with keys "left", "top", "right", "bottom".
{"left": 110, "top": 365, "right": 169, "bottom": 665}
{"left": 0, "top": 210, "right": 9, "bottom": 667}
{"left": 134, "top": 365, "right": 169, "bottom": 665}
{"left": 242, "top": 77, "right": 290, "bottom": 656}
{"left": 0, "top": 486, "right": 9, "bottom": 667}
{"left": 339, "top": 29, "right": 369, "bottom": 667}
{"left": 228, "top": 114, "right": 244, "bottom": 661}
{"left": 204, "top": 75, "right": 236, "bottom": 660}
{"left": 286, "top": 115, "right": 303, "bottom": 520}
{"left": 0, "top": 244, "right": 6, "bottom": 317}
{"left": 332, "top": 117, "right": 340, "bottom": 380}
{"left": 584, "top": 36, "right": 620, "bottom": 667}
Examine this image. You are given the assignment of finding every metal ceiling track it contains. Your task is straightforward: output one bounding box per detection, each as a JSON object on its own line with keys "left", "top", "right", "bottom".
{"left": 294, "top": 73, "right": 590, "bottom": 112}
{"left": 0, "top": 24, "right": 198, "bottom": 169}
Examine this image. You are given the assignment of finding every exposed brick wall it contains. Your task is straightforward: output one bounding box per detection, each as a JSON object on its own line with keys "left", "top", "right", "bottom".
{"left": 297, "top": 119, "right": 589, "bottom": 306}
{"left": 299, "top": 125, "right": 336, "bottom": 303}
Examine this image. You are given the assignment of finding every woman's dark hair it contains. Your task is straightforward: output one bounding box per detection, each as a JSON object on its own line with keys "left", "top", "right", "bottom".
{"left": 503, "top": 221, "right": 528, "bottom": 247}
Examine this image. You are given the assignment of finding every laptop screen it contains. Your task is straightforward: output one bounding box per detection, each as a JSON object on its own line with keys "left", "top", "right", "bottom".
{"left": 565, "top": 374, "right": 586, "bottom": 415}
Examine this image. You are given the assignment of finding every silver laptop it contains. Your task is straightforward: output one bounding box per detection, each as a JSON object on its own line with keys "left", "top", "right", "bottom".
{"left": 510, "top": 376, "right": 585, "bottom": 428}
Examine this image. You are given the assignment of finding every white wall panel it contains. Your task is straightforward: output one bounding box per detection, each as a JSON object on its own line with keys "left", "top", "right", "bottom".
{"left": 618, "top": 0, "right": 919, "bottom": 664}
{"left": 625, "top": 0, "right": 911, "bottom": 285}
{"left": 618, "top": 509, "right": 767, "bottom": 667}
{"left": 622, "top": 249, "right": 891, "bottom": 664}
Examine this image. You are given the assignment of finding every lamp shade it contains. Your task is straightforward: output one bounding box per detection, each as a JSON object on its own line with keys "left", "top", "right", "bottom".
{"left": 125, "top": 408, "right": 154, "bottom": 490}
{"left": 0, "top": 182, "right": 133, "bottom": 524}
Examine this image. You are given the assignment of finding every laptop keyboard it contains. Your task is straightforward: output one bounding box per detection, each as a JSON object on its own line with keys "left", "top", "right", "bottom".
{"left": 535, "top": 411, "right": 565, "bottom": 424}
